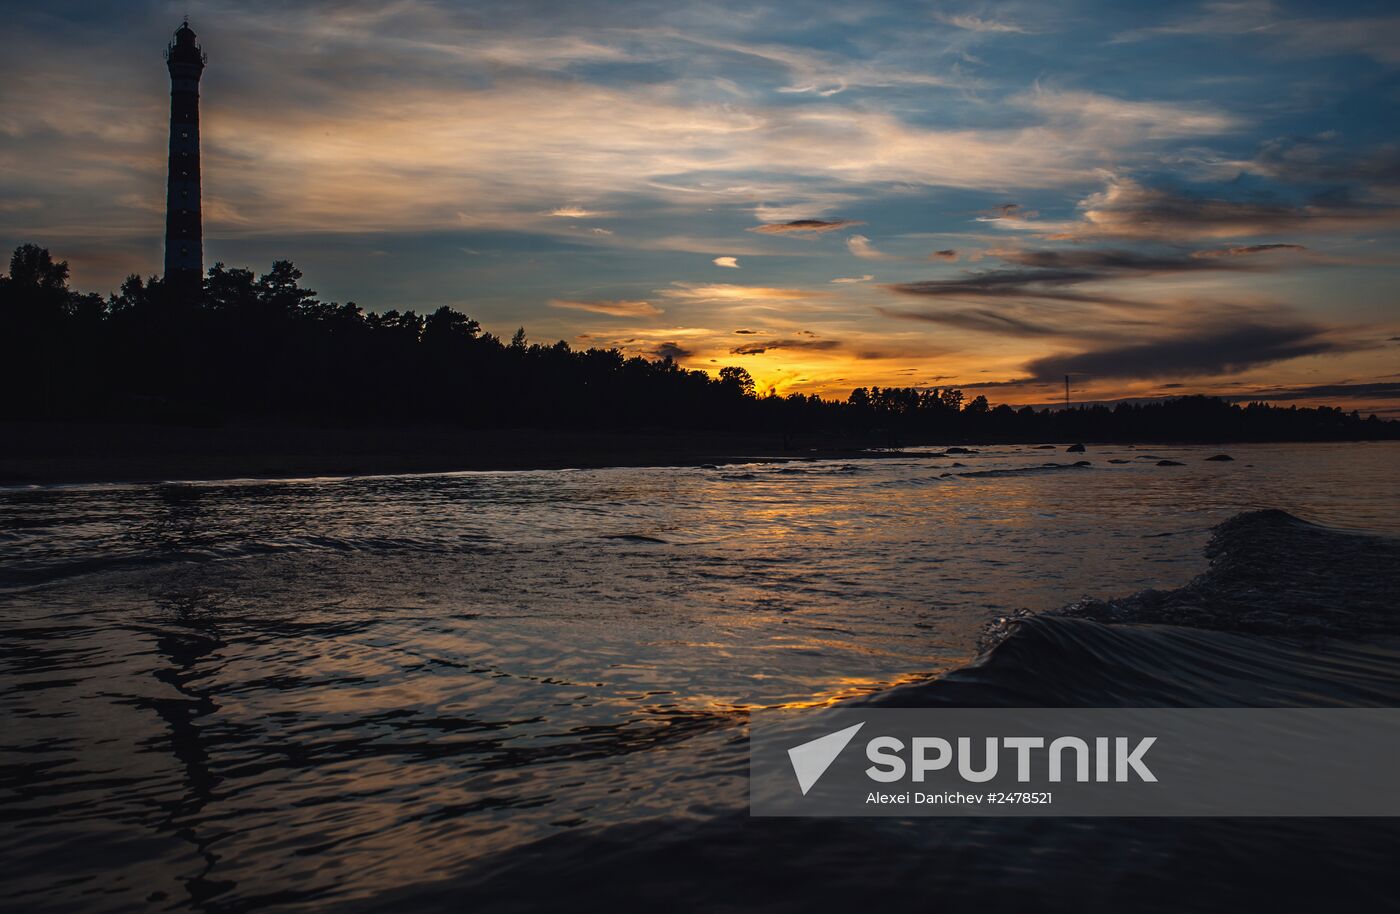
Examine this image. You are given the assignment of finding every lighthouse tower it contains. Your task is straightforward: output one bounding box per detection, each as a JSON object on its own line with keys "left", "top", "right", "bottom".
{"left": 164, "top": 20, "right": 206, "bottom": 301}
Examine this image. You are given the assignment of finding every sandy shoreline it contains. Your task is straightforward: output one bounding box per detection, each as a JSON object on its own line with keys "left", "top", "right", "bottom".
{"left": 0, "top": 421, "right": 934, "bottom": 486}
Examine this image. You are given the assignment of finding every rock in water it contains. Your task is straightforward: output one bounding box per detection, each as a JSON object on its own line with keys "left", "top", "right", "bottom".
{"left": 1157, "top": 459, "right": 1185, "bottom": 466}
{"left": 1067, "top": 443, "right": 1086, "bottom": 453}
{"left": 1205, "top": 454, "right": 1234, "bottom": 462}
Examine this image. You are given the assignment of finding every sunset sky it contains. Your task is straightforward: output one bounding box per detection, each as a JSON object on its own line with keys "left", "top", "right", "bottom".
{"left": 2, "top": 0, "right": 1398, "bottom": 412}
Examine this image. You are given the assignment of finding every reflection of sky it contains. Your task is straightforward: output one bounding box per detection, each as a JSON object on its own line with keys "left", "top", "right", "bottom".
{"left": 3, "top": 0, "right": 1399, "bottom": 411}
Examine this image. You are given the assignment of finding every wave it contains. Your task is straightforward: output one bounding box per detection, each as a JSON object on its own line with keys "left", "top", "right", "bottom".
{"left": 376, "top": 511, "right": 1400, "bottom": 913}
{"left": 868, "top": 509, "right": 1400, "bottom": 708}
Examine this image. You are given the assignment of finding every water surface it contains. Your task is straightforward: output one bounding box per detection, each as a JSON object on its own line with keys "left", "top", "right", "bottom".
{"left": 2, "top": 442, "right": 1397, "bottom": 910}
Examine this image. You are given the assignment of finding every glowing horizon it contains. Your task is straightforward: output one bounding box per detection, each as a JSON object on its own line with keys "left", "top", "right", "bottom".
{"left": 2, "top": 1, "right": 1398, "bottom": 413}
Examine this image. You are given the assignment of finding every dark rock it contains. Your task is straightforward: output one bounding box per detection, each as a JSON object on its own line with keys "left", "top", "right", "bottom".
{"left": 945, "top": 446, "right": 974, "bottom": 454}
{"left": 1033, "top": 445, "right": 1056, "bottom": 449}
{"left": 1072, "top": 460, "right": 1091, "bottom": 467}
{"left": 1157, "top": 459, "right": 1185, "bottom": 466}
{"left": 1205, "top": 454, "right": 1234, "bottom": 462}
{"left": 1108, "top": 458, "right": 1130, "bottom": 464}
{"left": 1066, "top": 443, "right": 1086, "bottom": 453}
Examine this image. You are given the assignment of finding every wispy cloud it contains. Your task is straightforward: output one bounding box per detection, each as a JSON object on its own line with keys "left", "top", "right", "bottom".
{"left": 712, "top": 256, "right": 740, "bottom": 268}
{"left": 847, "top": 235, "right": 898, "bottom": 260}
{"left": 659, "top": 283, "right": 812, "bottom": 302}
{"left": 550, "top": 206, "right": 613, "bottom": 218}
{"left": 549, "top": 298, "right": 662, "bottom": 317}
{"left": 1112, "top": 2, "right": 1400, "bottom": 65}
{"left": 937, "top": 13, "right": 1032, "bottom": 34}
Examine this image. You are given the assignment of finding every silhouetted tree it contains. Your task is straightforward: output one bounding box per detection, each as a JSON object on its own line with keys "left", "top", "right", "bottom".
{"left": 1, "top": 243, "right": 1396, "bottom": 443}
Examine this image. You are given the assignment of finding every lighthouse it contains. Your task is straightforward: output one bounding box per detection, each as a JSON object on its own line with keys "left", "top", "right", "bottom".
{"left": 164, "top": 20, "right": 206, "bottom": 301}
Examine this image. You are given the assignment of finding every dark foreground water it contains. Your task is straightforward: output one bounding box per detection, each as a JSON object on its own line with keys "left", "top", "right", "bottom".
{"left": 2, "top": 442, "right": 1398, "bottom": 912}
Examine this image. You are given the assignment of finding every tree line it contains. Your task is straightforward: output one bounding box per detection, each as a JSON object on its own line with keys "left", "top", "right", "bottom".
{"left": 1, "top": 244, "right": 1394, "bottom": 443}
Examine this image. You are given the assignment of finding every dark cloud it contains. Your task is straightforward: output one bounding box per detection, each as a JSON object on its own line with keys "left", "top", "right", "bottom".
{"left": 877, "top": 306, "right": 1059, "bottom": 337}
{"left": 929, "top": 249, "right": 959, "bottom": 260}
{"left": 734, "top": 328, "right": 758, "bottom": 334}
{"left": 886, "top": 245, "right": 1292, "bottom": 308}
{"left": 1192, "top": 243, "right": 1307, "bottom": 259}
{"left": 731, "top": 338, "right": 842, "bottom": 355}
{"left": 748, "top": 219, "right": 864, "bottom": 234}
{"left": 1225, "top": 382, "right": 1400, "bottom": 401}
{"left": 887, "top": 270, "right": 1131, "bottom": 305}
{"left": 1254, "top": 138, "right": 1400, "bottom": 189}
{"left": 654, "top": 341, "right": 691, "bottom": 360}
{"left": 1077, "top": 179, "right": 1400, "bottom": 239}
{"left": 979, "top": 203, "right": 1037, "bottom": 222}
{"left": 992, "top": 248, "right": 1256, "bottom": 272}
{"left": 1023, "top": 322, "right": 1340, "bottom": 382}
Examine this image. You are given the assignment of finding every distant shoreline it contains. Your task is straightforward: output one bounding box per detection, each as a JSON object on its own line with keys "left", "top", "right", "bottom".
{"left": 1, "top": 421, "right": 1393, "bottom": 487}
{"left": 0, "top": 421, "right": 917, "bottom": 486}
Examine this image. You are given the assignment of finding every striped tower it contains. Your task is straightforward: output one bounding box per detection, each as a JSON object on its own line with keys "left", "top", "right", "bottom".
{"left": 164, "top": 20, "right": 206, "bottom": 301}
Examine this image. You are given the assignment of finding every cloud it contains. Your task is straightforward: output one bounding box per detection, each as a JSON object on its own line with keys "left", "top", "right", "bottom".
{"left": 1227, "top": 382, "right": 1400, "bottom": 401}
{"left": 1022, "top": 322, "right": 1341, "bottom": 381}
{"left": 878, "top": 307, "right": 1061, "bottom": 337}
{"left": 988, "top": 247, "right": 1266, "bottom": 272}
{"left": 712, "top": 256, "right": 740, "bottom": 268}
{"left": 1251, "top": 137, "right": 1400, "bottom": 189}
{"left": 847, "top": 235, "right": 898, "bottom": 260}
{"left": 655, "top": 341, "right": 692, "bottom": 361}
{"left": 830, "top": 274, "right": 874, "bottom": 283}
{"left": 1112, "top": 3, "right": 1400, "bottom": 66}
{"left": 1071, "top": 177, "right": 1400, "bottom": 240}
{"left": 731, "top": 338, "right": 843, "bottom": 355}
{"left": 549, "top": 298, "right": 662, "bottom": 317}
{"left": 749, "top": 219, "right": 864, "bottom": 234}
{"left": 550, "top": 206, "right": 612, "bottom": 218}
{"left": 1018, "top": 88, "right": 1240, "bottom": 139}
{"left": 888, "top": 270, "right": 1132, "bottom": 305}
{"left": 929, "top": 249, "right": 959, "bottom": 261}
{"left": 1192, "top": 243, "right": 1307, "bottom": 259}
{"left": 938, "top": 14, "right": 1031, "bottom": 34}
{"left": 883, "top": 244, "right": 1299, "bottom": 316}
{"left": 660, "top": 283, "right": 812, "bottom": 302}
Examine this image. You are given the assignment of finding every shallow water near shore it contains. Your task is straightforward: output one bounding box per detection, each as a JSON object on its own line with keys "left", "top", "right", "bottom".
{"left": 2, "top": 442, "right": 1398, "bottom": 911}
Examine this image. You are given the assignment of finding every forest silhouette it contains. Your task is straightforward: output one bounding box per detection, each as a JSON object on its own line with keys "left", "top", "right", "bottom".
{"left": 2, "top": 243, "right": 1395, "bottom": 443}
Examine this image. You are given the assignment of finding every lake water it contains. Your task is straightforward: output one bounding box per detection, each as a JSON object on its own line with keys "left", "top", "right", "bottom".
{"left": 2, "top": 442, "right": 1397, "bottom": 911}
